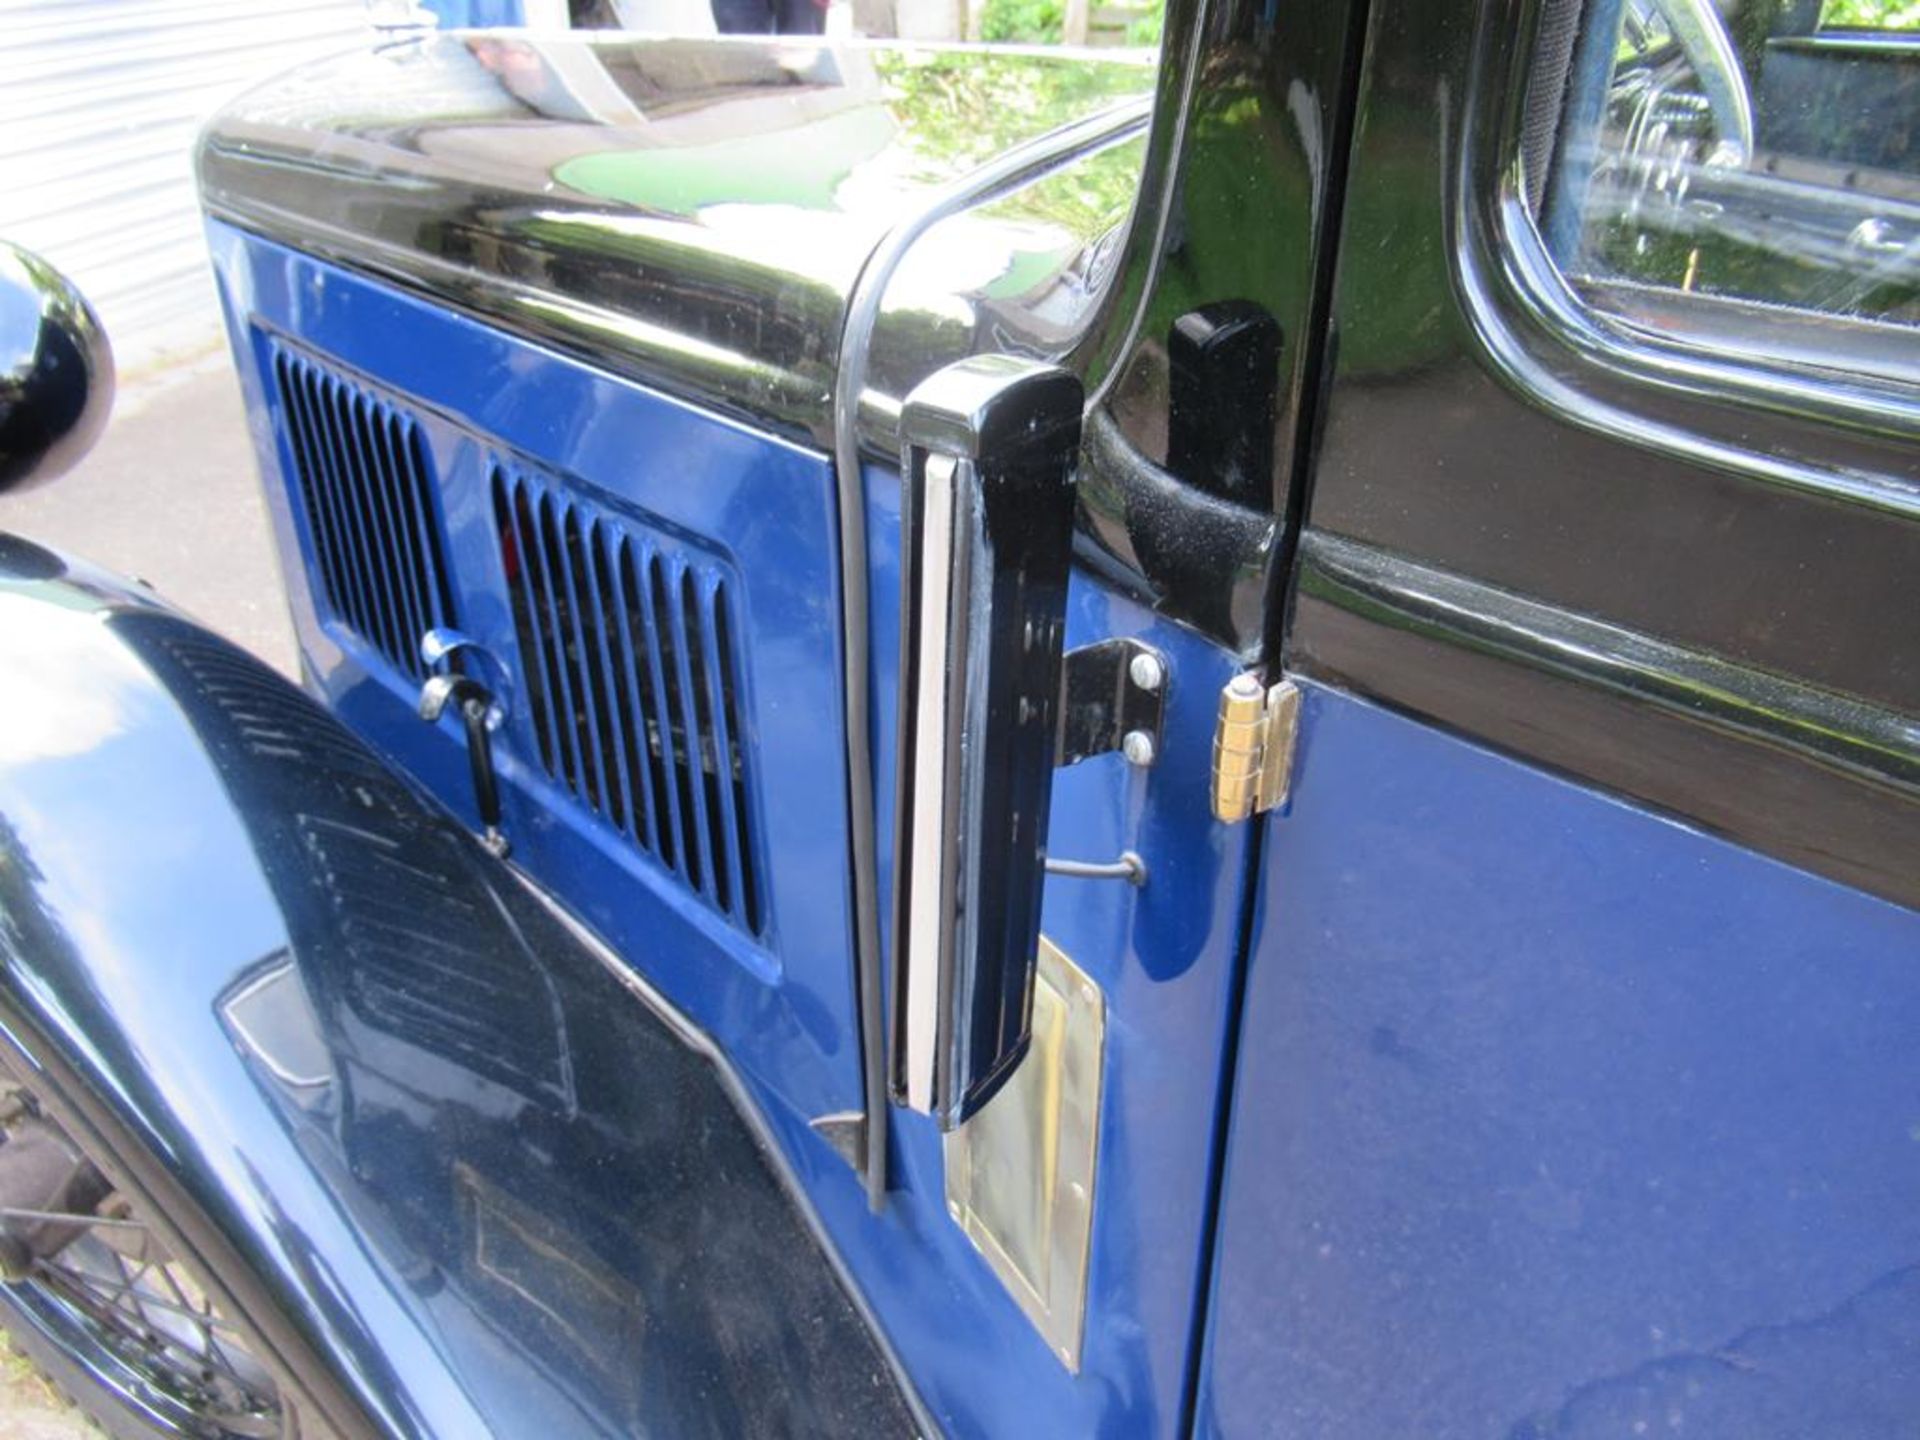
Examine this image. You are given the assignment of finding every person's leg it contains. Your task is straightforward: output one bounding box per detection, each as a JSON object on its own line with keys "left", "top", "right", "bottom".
{"left": 774, "top": 0, "right": 826, "bottom": 34}
{"left": 710, "top": 0, "right": 775, "bottom": 31}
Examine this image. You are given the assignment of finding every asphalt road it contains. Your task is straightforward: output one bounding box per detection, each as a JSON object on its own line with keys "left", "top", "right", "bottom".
{"left": 0, "top": 350, "right": 290, "bottom": 1438}
{"left": 0, "top": 351, "right": 298, "bottom": 676}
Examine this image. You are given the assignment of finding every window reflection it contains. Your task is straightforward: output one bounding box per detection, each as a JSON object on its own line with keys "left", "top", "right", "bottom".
{"left": 1544, "top": 0, "right": 1920, "bottom": 369}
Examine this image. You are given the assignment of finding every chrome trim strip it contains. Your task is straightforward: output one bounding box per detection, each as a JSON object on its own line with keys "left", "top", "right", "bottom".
{"left": 901, "top": 453, "right": 960, "bottom": 1116}
{"left": 828, "top": 97, "right": 1151, "bottom": 1208}
{"left": 1297, "top": 529, "right": 1920, "bottom": 793}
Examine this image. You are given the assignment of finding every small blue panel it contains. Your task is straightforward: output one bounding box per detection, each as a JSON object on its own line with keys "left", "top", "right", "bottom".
{"left": 1199, "top": 680, "right": 1920, "bottom": 1437}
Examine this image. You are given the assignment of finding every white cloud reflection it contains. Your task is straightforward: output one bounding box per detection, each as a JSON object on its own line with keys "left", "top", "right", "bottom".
{"left": 0, "top": 591, "right": 142, "bottom": 768}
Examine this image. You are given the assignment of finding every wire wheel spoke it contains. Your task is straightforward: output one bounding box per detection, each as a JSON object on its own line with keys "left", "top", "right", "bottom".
{"left": 0, "top": 1206, "right": 148, "bottom": 1231}
{"left": 33, "top": 1244, "right": 278, "bottom": 1424}
{"left": 0, "top": 1092, "right": 282, "bottom": 1435}
{"left": 40, "top": 1256, "right": 244, "bottom": 1342}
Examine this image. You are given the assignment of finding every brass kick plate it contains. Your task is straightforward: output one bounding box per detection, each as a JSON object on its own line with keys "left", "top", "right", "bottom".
{"left": 944, "top": 936, "right": 1104, "bottom": 1371}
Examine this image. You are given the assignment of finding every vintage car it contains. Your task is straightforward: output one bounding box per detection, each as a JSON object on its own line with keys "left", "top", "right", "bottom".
{"left": 0, "top": 0, "right": 1915, "bottom": 1434}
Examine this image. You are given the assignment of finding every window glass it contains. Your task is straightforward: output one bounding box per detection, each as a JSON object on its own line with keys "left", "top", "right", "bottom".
{"left": 1544, "top": 0, "right": 1920, "bottom": 363}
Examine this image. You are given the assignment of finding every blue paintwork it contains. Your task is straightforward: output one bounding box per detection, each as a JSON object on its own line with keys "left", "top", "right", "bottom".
{"left": 206, "top": 224, "right": 1259, "bottom": 1436}
{"left": 1198, "top": 680, "right": 1920, "bottom": 1437}
{"left": 0, "top": 543, "right": 909, "bottom": 1438}
{"left": 209, "top": 222, "right": 863, "bottom": 1127}
{"left": 788, "top": 467, "right": 1255, "bottom": 1437}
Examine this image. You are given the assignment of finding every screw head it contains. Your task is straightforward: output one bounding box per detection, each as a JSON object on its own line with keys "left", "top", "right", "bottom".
{"left": 1128, "top": 650, "right": 1164, "bottom": 693}
{"left": 1121, "top": 729, "right": 1156, "bottom": 767}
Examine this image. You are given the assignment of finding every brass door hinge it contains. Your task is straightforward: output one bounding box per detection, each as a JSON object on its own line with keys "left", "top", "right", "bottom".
{"left": 1211, "top": 674, "right": 1301, "bottom": 822}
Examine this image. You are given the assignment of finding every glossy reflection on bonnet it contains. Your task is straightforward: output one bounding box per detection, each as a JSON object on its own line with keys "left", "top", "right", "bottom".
{"left": 0, "top": 542, "right": 914, "bottom": 1439}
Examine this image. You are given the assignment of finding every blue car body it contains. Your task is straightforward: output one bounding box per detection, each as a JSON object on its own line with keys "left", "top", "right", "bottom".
{"left": 1, "top": 1, "right": 1916, "bottom": 1434}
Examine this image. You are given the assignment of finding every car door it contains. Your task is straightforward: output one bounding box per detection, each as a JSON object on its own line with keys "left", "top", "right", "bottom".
{"left": 1198, "top": 0, "right": 1920, "bottom": 1433}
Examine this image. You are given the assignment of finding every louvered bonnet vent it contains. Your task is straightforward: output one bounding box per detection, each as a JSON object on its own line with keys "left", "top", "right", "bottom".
{"left": 264, "top": 340, "right": 767, "bottom": 943}
{"left": 493, "top": 460, "right": 765, "bottom": 939}
{"left": 269, "top": 341, "right": 457, "bottom": 680}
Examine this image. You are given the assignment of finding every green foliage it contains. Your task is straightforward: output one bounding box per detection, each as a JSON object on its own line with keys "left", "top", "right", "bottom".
{"left": 1819, "top": 0, "right": 1920, "bottom": 27}
{"left": 1121, "top": 0, "right": 1165, "bottom": 45}
{"left": 976, "top": 0, "right": 1162, "bottom": 47}
{"left": 979, "top": 0, "right": 1063, "bottom": 43}
{"left": 871, "top": 50, "right": 1152, "bottom": 174}
{"left": 976, "top": 134, "right": 1147, "bottom": 245}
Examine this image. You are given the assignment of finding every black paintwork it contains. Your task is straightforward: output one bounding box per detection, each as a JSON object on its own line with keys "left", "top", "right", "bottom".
{"left": 890, "top": 356, "right": 1083, "bottom": 1128}
{"left": 192, "top": 22, "right": 1372, "bottom": 658}
{"left": 0, "top": 243, "right": 113, "bottom": 492}
{"left": 1292, "top": 531, "right": 1920, "bottom": 910}
{"left": 1285, "top": 0, "right": 1920, "bottom": 909}
{"left": 1054, "top": 638, "right": 1168, "bottom": 768}
{"left": 1079, "top": 407, "right": 1278, "bottom": 647}
{"left": 1166, "top": 301, "right": 1281, "bottom": 510}
{"left": 1070, "top": 0, "right": 1371, "bottom": 653}
{"left": 196, "top": 34, "right": 1152, "bottom": 455}
{"left": 0, "top": 541, "right": 916, "bottom": 1438}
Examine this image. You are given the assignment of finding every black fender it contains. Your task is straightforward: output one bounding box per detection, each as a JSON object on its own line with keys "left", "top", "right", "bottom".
{"left": 0, "top": 535, "right": 913, "bottom": 1438}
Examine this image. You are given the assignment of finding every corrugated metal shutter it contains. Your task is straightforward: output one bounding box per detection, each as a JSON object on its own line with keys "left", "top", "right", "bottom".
{"left": 0, "top": 0, "right": 374, "bottom": 374}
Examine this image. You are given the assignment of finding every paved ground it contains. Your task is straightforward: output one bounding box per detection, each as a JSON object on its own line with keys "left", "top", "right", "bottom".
{"left": 0, "top": 349, "right": 298, "bottom": 676}
{"left": 0, "top": 349, "right": 285, "bottom": 1438}
{"left": 0, "top": 1349, "right": 84, "bottom": 1440}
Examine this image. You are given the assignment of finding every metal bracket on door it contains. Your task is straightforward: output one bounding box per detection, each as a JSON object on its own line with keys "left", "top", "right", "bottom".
{"left": 1055, "top": 638, "right": 1169, "bottom": 769}
{"left": 1043, "top": 639, "right": 1166, "bottom": 886}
